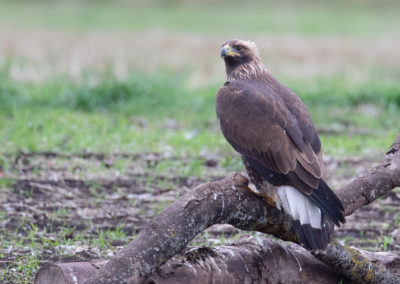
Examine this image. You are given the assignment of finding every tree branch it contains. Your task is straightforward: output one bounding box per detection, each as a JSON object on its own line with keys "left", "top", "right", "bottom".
{"left": 337, "top": 132, "right": 400, "bottom": 216}
{"left": 35, "top": 129, "right": 400, "bottom": 283}
{"left": 314, "top": 240, "right": 400, "bottom": 284}
{"left": 82, "top": 172, "right": 296, "bottom": 284}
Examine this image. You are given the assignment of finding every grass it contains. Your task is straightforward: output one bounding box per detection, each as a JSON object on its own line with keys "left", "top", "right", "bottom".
{"left": 0, "top": 1, "right": 399, "bottom": 37}
{"left": 0, "top": 219, "right": 132, "bottom": 283}
{"left": 1, "top": 72, "right": 399, "bottom": 158}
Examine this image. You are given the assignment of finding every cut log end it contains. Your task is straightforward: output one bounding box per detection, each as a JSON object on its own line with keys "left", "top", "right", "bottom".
{"left": 35, "top": 260, "right": 107, "bottom": 284}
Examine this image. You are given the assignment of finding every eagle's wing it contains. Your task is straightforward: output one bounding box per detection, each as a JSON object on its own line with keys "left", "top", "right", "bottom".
{"left": 216, "top": 80, "right": 344, "bottom": 225}
{"left": 216, "top": 80, "right": 322, "bottom": 193}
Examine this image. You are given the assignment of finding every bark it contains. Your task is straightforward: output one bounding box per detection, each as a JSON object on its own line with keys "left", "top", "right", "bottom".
{"left": 82, "top": 173, "right": 295, "bottom": 284}
{"left": 34, "top": 260, "right": 108, "bottom": 284}
{"left": 35, "top": 236, "right": 400, "bottom": 284}
{"left": 315, "top": 241, "right": 400, "bottom": 284}
{"left": 35, "top": 129, "right": 400, "bottom": 284}
{"left": 336, "top": 132, "right": 400, "bottom": 216}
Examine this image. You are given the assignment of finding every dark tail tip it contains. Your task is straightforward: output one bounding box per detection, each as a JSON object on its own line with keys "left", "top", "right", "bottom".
{"left": 294, "top": 220, "right": 331, "bottom": 251}
{"left": 309, "top": 180, "right": 345, "bottom": 227}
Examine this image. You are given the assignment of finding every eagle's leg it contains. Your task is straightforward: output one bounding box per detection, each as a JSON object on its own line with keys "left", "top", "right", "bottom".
{"left": 245, "top": 176, "right": 276, "bottom": 207}
{"left": 241, "top": 156, "right": 277, "bottom": 207}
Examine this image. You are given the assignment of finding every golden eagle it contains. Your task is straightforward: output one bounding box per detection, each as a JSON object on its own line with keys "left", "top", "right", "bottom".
{"left": 216, "top": 39, "right": 345, "bottom": 250}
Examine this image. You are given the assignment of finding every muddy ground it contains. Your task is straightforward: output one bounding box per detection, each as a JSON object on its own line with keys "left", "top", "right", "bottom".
{"left": 1, "top": 151, "right": 400, "bottom": 282}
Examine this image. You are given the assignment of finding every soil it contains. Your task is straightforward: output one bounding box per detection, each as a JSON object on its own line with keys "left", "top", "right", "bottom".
{"left": 1, "top": 151, "right": 399, "bottom": 281}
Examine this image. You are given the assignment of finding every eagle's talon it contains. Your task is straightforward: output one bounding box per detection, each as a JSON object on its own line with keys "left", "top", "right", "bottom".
{"left": 247, "top": 183, "right": 276, "bottom": 207}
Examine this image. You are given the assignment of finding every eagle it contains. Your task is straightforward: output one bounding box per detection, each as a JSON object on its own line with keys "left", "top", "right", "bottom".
{"left": 216, "top": 39, "right": 345, "bottom": 250}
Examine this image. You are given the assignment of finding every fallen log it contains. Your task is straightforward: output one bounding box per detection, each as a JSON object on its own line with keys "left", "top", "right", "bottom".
{"left": 35, "top": 129, "right": 400, "bottom": 284}
{"left": 35, "top": 236, "right": 400, "bottom": 284}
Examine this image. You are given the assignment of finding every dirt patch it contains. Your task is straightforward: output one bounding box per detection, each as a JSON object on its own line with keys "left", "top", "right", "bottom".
{"left": 0, "top": 151, "right": 399, "bottom": 282}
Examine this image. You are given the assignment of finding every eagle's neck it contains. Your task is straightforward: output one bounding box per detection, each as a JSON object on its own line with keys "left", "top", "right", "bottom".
{"left": 226, "top": 58, "right": 267, "bottom": 81}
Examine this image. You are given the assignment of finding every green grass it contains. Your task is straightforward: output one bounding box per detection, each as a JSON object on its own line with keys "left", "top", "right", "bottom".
{"left": 1, "top": 72, "right": 399, "bottom": 158}
{"left": 0, "top": 0, "right": 399, "bottom": 37}
{"left": 0, "top": 0, "right": 398, "bottom": 158}
{"left": 0, "top": 219, "right": 132, "bottom": 283}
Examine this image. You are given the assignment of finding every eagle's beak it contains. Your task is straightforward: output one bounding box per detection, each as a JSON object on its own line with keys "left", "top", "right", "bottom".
{"left": 221, "top": 45, "right": 239, "bottom": 58}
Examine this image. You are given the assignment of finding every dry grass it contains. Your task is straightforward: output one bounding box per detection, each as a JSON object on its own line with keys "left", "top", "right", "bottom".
{"left": 1, "top": 30, "right": 400, "bottom": 86}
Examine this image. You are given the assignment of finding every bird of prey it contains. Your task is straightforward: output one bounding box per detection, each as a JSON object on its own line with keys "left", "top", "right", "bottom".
{"left": 216, "top": 39, "right": 345, "bottom": 250}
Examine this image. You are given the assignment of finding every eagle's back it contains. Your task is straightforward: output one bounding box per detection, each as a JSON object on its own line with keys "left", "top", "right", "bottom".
{"left": 216, "top": 75, "right": 344, "bottom": 251}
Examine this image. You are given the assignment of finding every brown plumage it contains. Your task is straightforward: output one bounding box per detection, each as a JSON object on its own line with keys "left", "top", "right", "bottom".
{"left": 216, "top": 39, "right": 345, "bottom": 250}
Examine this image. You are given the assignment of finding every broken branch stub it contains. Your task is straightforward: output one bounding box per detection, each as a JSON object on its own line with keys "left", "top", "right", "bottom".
{"left": 337, "top": 130, "right": 400, "bottom": 216}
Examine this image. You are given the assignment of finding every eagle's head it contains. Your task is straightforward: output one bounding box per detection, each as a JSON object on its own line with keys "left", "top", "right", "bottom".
{"left": 220, "top": 39, "right": 264, "bottom": 80}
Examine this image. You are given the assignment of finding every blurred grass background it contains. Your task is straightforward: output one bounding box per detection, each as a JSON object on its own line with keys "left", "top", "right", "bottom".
{"left": 0, "top": 0, "right": 399, "bottom": 159}
{"left": 1, "top": 0, "right": 400, "bottom": 36}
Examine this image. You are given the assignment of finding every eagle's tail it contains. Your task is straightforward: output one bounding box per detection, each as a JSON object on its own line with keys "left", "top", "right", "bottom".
{"left": 277, "top": 185, "right": 332, "bottom": 251}
{"left": 308, "top": 179, "right": 345, "bottom": 226}
{"left": 293, "top": 215, "right": 331, "bottom": 251}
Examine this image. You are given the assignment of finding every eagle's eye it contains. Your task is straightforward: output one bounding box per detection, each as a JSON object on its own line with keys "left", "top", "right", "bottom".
{"left": 235, "top": 45, "right": 242, "bottom": 51}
